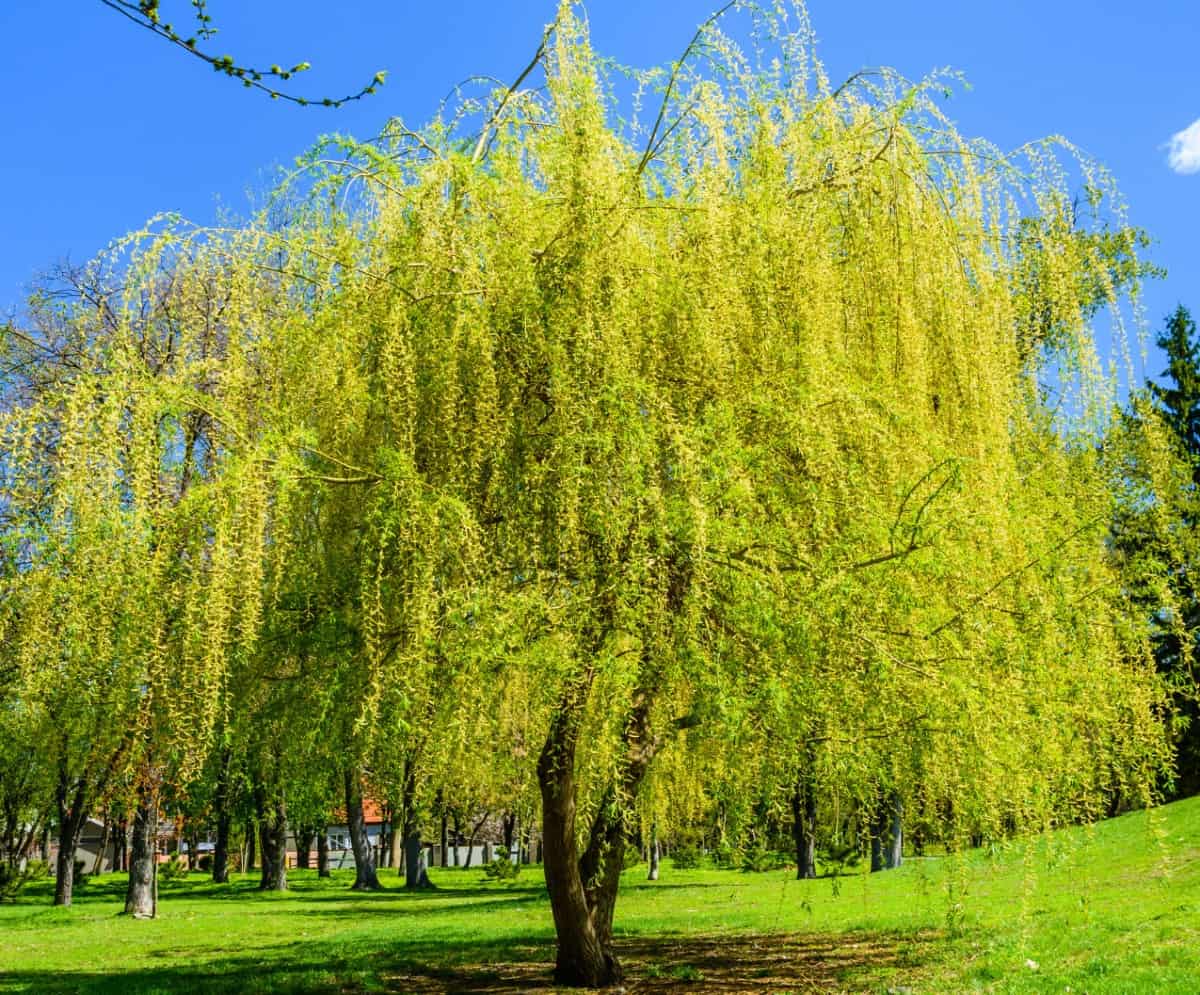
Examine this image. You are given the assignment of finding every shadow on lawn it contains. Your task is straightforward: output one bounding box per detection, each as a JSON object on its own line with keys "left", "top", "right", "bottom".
{"left": 1, "top": 927, "right": 936, "bottom": 994}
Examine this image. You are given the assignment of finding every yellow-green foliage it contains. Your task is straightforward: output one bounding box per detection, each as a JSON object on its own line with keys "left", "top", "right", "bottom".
{"left": 0, "top": 3, "right": 1173, "bottom": 844}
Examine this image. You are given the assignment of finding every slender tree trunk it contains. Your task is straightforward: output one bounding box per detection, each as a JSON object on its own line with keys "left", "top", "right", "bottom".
{"left": 296, "top": 828, "right": 313, "bottom": 870}
{"left": 317, "top": 829, "right": 330, "bottom": 878}
{"left": 791, "top": 774, "right": 817, "bottom": 880}
{"left": 463, "top": 811, "right": 489, "bottom": 869}
{"left": 647, "top": 823, "right": 659, "bottom": 881}
{"left": 212, "top": 748, "right": 231, "bottom": 883}
{"left": 257, "top": 796, "right": 288, "bottom": 891}
{"left": 245, "top": 819, "right": 256, "bottom": 872}
{"left": 886, "top": 795, "right": 903, "bottom": 870}
{"left": 53, "top": 769, "right": 89, "bottom": 908}
{"left": 401, "top": 759, "right": 432, "bottom": 889}
{"left": 124, "top": 791, "right": 156, "bottom": 917}
{"left": 440, "top": 811, "right": 449, "bottom": 868}
{"left": 92, "top": 817, "right": 110, "bottom": 875}
{"left": 388, "top": 819, "right": 402, "bottom": 871}
{"left": 502, "top": 811, "right": 516, "bottom": 857}
{"left": 344, "top": 769, "right": 381, "bottom": 891}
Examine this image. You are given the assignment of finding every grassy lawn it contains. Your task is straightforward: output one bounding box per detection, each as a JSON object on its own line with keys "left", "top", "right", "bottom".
{"left": 1, "top": 796, "right": 1197, "bottom": 993}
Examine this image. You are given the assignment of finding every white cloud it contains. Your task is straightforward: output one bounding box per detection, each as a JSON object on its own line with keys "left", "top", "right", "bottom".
{"left": 1166, "top": 117, "right": 1200, "bottom": 174}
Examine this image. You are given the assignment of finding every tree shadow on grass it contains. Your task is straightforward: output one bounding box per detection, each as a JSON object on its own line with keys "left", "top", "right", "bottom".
{"left": 0, "top": 926, "right": 937, "bottom": 994}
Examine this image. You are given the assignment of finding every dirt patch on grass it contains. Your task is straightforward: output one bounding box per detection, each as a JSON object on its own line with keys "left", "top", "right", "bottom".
{"left": 383, "top": 929, "right": 936, "bottom": 993}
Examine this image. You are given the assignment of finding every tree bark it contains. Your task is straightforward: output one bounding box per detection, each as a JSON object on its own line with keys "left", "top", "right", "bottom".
{"left": 647, "top": 824, "right": 659, "bottom": 881}
{"left": 245, "top": 819, "right": 256, "bottom": 872}
{"left": 124, "top": 791, "right": 156, "bottom": 917}
{"left": 317, "top": 828, "right": 330, "bottom": 877}
{"left": 440, "top": 810, "right": 449, "bottom": 868}
{"left": 53, "top": 768, "right": 89, "bottom": 908}
{"left": 886, "top": 795, "right": 903, "bottom": 870}
{"left": 344, "top": 769, "right": 381, "bottom": 891}
{"left": 296, "top": 828, "right": 313, "bottom": 870}
{"left": 212, "top": 749, "right": 232, "bottom": 883}
{"left": 538, "top": 703, "right": 615, "bottom": 988}
{"left": 257, "top": 795, "right": 288, "bottom": 891}
{"left": 791, "top": 774, "right": 817, "bottom": 880}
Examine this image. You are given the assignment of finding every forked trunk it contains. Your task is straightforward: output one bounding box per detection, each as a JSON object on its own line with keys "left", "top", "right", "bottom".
{"left": 124, "top": 792, "right": 156, "bottom": 917}
{"left": 345, "top": 769, "right": 381, "bottom": 891}
{"left": 53, "top": 771, "right": 89, "bottom": 908}
{"left": 538, "top": 708, "right": 616, "bottom": 988}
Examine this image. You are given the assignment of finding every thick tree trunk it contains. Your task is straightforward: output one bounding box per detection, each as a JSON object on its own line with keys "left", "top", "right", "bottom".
{"left": 317, "top": 829, "right": 330, "bottom": 877}
{"left": 538, "top": 708, "right": 615, "bottom": 988}
{"left": 344, "top": 769, "right": 381, "bottom": 891}
{"left": 403, "top": 831, "right": 433, "bottom": 888}
{"left": 791, "top": 775, "right": 817, "bottom": 880}
{"left": 124, "top": 793, "right": 156, "bottom": 917}
{"left": 257, "top": 796, "right": 288, "bottom": 891}
{"left": 647, "top": 824, "right": 659, "bottom": 881}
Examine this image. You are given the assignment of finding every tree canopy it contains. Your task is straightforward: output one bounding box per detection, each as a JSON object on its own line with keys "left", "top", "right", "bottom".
{"left": 0, "top": 3, "right": 1184, "bottom": 987}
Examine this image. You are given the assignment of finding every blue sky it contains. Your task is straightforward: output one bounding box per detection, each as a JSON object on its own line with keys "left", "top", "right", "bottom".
{"left": 0, "top": 1, "right": 1196, "bottom": 381}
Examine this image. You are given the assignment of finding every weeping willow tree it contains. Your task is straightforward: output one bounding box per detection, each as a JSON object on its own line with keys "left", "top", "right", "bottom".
{"left": 0, "top": 1, "right": 1176, "bottom": 984}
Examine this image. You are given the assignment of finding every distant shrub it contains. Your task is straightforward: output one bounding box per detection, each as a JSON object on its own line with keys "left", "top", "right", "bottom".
{"left": 73, "top": 859, "right": 87, "bottom": 884}
{"left": 740, "top": 847, "right": 791, "bottom": 873}
{"left": 159, "top": 855, "right": 188, "bottom": 881}
{"left": 711, "top": 842, "right": 738, "bottom": 869}
{"left": 622, "top": 844, "right": 643, "bottom": 869}
{"left": 669, "top": 845, "right": 702, "bottom": 870}
{"left": 483, "top": 855, "right": 520, "bottom": 880}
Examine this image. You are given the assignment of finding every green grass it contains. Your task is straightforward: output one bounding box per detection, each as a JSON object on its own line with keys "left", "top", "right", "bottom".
{"left": 1, "top": 796, "right": 1198, "bottom": 993}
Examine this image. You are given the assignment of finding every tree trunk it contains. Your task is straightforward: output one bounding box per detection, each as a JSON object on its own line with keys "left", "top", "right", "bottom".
{"left": 403, "top": 831, "right": 433, "bottom": 888}
{"left": 502, "top": 811, "right": 516, "bottom": 857}
{"left": 212, "top": 748, "right": 232, "bottom": 883}
{"left": 296, "top": 828, "right": 313, "bottom": 870}
{"left": 463, "top": 811, "right": 488, "bottom": 869}
{"left": 388, "top": 819, "right": 402, "bottom": 871}
{"left": 124, "top": 792, "right": 156, "bottom": 917}
{"left": 245, "top": 819, "right": 256, "bottom": 872}
{"left": 647, "top": 824, "right": 659, "bottom": 881}
{"left": 257, "top": 796, "right": 287, "bottom": 891}
{"left": 92, "top": 817, "right": 110, "bottom": 875}
{"left": 886, "top": 795, "right": 903, "bottom": 870}
{"left": 344, "top": 769, "right": 381, "bottom": 891}
{"left": 791, "top": 775, "right": 817, "bottom": 880}
{"left": 440, "top": 810, "right": 449, "bottom": 868}
{"left": 53, "top": 769, "right": 89, "bottom": 908}
{"left": 538, "top": 708, "right": 616, "bottom": 988}
{"left": 317, "top": 829, "right": 330, "bottom": 877}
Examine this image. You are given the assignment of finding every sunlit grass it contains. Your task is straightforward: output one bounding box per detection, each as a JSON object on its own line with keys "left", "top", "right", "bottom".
{"left": 1, "top": 795, "right": 1197, "bottom": 992}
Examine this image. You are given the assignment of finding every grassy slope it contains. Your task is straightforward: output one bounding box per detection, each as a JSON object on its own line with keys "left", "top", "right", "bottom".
{"left": 0, "top": 795, "right": 1197, "bottom": 994}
